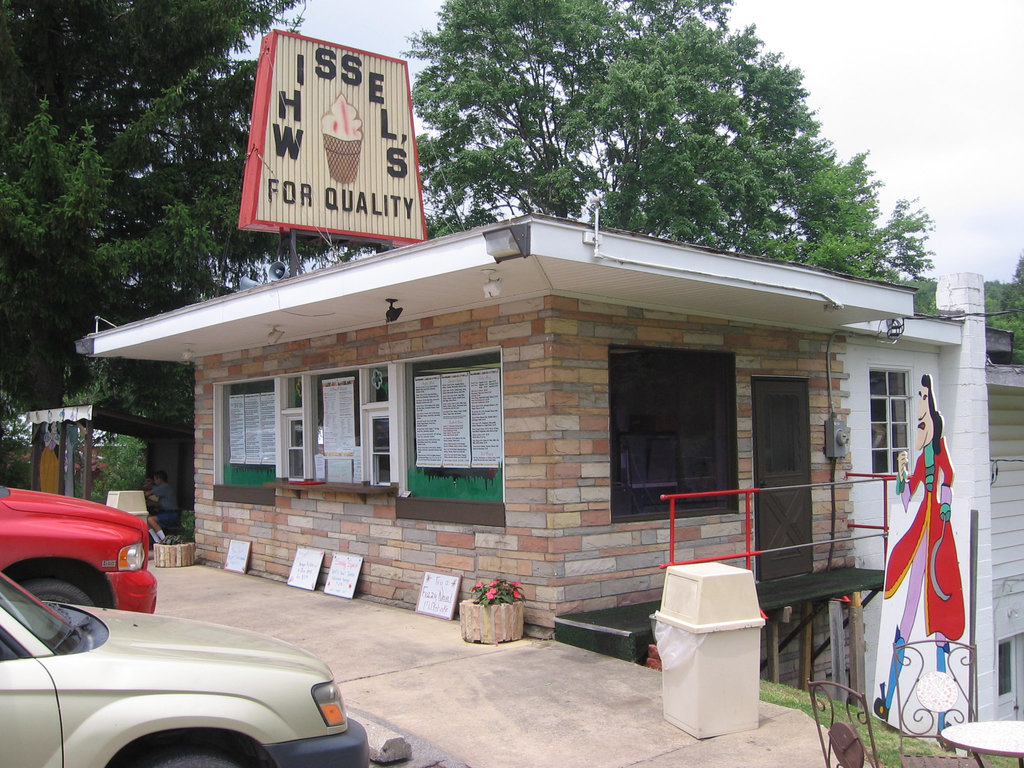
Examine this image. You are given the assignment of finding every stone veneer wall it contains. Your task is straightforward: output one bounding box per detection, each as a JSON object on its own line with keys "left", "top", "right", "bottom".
{"left": 192, "top": 294, "right": 852, "bottom": 634}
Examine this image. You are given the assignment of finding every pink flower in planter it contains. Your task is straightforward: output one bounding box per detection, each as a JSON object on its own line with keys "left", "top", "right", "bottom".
{"left": 469, "top": 577, "right": 527, "bottom": 606}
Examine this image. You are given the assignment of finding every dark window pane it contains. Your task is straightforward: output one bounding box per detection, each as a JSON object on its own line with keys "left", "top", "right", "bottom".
{"left": 888, "top": 372, "right": 907, "bottom": 396}
{"left": 871, "top": 424, "right": 887, "bottom": 449}
{"left": 999, "top": 641, "right": 1012, "bottom": 697}
{"left": 891, "top": 399, "right": 907, "bottom": 422}
{"left": 870, "top": 400, "right": 887, "bottom": 421}
{"left": 869, "top": 370, "right": 886, "bottom": 395}
{"left": 892, "top": 424, "right": 908, "bottom": 449}
{"left": 872, "top": 450, "right": 888, "bottom": 473}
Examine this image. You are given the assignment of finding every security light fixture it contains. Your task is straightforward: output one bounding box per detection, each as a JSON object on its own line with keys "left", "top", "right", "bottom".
{"left": 483, "top": 223, "right": 530, "bottom": 262}
{"left": 385, "top": 298, "right": 403, "bottom": 323}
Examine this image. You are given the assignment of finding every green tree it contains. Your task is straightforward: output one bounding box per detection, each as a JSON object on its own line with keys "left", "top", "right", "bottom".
{"left": 0, "top": 397, "right": 32, "bottom": 488}
{"left": 0, "top": 0, "right": 298, "bottom": 422}
{"left": 411, "top": 0, "right": 933, "bottom": 281}
{"left": 0, "top": 104, "right": 109, "bottom": 408}
{"left": 90, "top": 434, "right": 147, "bottom": 504}
{"left": 985, "top": 252, "right": 1024, "bottom": 364}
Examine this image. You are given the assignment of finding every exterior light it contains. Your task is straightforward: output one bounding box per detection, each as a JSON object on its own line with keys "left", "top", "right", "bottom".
{"left": 484, "top": 223, "right": 530, "bottom": 262}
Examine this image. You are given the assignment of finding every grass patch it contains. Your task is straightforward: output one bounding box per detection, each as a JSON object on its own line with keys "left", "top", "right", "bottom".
{"left": 760, "top": 681, "right": 1012, "bottom": 768}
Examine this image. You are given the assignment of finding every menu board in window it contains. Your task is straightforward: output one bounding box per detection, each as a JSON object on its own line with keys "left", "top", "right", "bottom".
{"left": 414, "top": 368, "right": 501, "bottom": 469}
{"left": 229, "top": 395, "right": 246, "bottom": 464}
{"left": 322, "top": 376, "right": 356, "bottom": 458}
{"left": 228, "top": 390, "right": 276, "bottom": 467}
{"left": 414, "top": 375, "right": 443, "bottom": 467}
{"left": 470, "top": 369, "right": 502, "bottom": 467}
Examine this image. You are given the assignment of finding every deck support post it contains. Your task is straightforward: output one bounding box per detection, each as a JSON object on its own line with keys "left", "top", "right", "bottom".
{"left": 848, "top": 591, "right": 865, "bottom": 696}
{"left": 766, "top": 616, "right": 780, "bottom": 683}
{"left": 799, "top": 603, "right": 813, "bottom": 689}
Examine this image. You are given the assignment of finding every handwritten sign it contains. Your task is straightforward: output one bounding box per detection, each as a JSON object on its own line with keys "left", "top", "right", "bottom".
{"left": 287, "top": 547, "right": 325, "bottom": 591}
{"left": 224, "top": 539, "right": 251, "bottom": 574}
{"left": 324, "top": 554, "right": 363, "bottom": 599}
{"left": 415, "top": 571, "right": 461, "bottom": 620}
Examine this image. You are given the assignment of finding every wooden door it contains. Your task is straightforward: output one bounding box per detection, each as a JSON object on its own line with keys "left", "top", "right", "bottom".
{"left": 753, "top": 378, "right": 812, "bottom": 580}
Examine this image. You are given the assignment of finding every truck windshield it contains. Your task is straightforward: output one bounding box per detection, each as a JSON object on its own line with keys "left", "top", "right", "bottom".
{"left": 0, "top": 572, "right": 71, "bottom": 651}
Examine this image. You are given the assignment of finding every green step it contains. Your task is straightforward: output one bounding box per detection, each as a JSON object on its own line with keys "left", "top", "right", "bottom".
{"left": 554, "top": 601, "right": 660, "bottom": 663}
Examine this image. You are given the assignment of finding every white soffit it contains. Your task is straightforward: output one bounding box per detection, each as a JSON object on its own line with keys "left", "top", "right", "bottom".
{"left": 82, "top": 217, "right": 918, "bottom": 362}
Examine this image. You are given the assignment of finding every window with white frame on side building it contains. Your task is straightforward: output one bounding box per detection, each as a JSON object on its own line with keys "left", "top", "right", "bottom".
{"left": 869, "top": 369, "right": 911, "bottom": 474}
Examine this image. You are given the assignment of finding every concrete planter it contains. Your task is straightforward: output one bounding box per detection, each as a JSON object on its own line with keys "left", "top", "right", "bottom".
{"left": 459, "top": 600, "right": 524, "bottom": 644}
{"left": 153, "top": 541, "right": 196, "bottom": 568}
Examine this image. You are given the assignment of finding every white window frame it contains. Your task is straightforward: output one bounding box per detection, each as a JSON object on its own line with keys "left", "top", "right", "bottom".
{"left": 213, "top": 377, "right": 279, "bottom": 485}
{"left": 212, "top": 352, "right": 499, "bottom": 495}
{"left": 869, "top": 368, "right": 912, "bottom": 474}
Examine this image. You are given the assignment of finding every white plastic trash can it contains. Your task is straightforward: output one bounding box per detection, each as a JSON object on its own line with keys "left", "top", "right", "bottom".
{"left": 106, "top": 490, "right": 149, "bottom": 520}
{"left": 654, "top": 562, "right": 765, "bottom": 738}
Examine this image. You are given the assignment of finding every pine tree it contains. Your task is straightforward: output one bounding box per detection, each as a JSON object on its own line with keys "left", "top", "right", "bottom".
{"left": 0, "top": 0, "right": 299, "bottom": 418}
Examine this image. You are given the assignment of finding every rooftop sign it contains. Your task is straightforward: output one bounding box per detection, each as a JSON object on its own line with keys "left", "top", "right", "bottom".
{"left": 239, "top": 30, "right": 426, "bottom": 245}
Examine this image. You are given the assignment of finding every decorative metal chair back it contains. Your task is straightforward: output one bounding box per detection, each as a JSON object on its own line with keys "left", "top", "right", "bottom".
{"left": 809, "top": 680, "right": 881, "bottom": 768}
{"left": 890, "top": 638, "right": 977, "bottom": 763}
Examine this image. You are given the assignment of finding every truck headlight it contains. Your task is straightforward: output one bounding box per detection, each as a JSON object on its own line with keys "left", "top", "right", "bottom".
{"left": 118, "top": 542, "right": 145, "bottom": 571}
{"left": 312, "top": 682, "right": 348, "bottom": 728}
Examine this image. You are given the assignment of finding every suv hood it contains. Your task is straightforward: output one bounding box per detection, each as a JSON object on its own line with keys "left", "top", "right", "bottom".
{"left": 90, "top": 609, "right": 333, "bottom": 678}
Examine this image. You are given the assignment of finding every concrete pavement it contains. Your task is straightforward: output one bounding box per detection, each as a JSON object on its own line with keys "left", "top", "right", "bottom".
{"left": 150, "top": 564, "right": 824, "bottom": 768}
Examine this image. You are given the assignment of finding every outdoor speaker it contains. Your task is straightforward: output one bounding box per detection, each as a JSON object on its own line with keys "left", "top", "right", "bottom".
{"left": 268, "top": 261, "right": 288, "bottom": 281}
{"left": 239, "top": 276, "right": 259, "bottom": 290}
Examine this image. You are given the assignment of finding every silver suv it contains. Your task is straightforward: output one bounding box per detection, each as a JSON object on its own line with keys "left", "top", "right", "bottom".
{"left": 0, "top": 572, "right": 368, "bottom": 767}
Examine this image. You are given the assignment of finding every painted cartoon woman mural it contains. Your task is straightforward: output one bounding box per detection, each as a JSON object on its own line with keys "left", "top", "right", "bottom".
{"left": 874, "top": 373, "right": 966, "bottom": 722}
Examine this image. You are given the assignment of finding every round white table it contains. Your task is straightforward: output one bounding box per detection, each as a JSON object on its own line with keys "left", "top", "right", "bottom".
{"left": 942, "top": 721, "right": 1024, "bottom": 767}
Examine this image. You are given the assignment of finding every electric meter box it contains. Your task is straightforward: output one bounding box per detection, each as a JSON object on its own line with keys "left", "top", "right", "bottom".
{"left": 654, "top": 562, "right": 765, "bottom": 738}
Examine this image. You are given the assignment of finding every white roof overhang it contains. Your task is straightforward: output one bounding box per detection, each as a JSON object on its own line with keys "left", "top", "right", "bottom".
{"left": 78, "top": 216, "right": 922, "bottom": 363}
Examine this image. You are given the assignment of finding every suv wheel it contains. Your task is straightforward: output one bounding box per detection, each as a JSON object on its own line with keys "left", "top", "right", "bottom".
{"left": 133, "top": 747, "right": 245, "bottom": 768}
{"left": 21, "top": 578, "right": 93, "bottom": 606}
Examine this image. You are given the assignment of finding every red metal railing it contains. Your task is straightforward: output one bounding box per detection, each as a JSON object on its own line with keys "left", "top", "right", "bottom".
{"left": 845, "top": 472, "right": 896, "bottom": 560}
{"left": 659, "top": 472, "right": 895, "bottom": 570}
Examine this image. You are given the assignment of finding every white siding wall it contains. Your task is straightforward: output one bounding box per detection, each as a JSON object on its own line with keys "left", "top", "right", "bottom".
{"left": 990, "top": 385, "right": 1024, "bottom": 642}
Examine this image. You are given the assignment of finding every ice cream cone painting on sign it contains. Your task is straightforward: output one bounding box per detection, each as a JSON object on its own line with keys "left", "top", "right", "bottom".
{"left": 322, "top": 92, "right": 362, "bottom": 184}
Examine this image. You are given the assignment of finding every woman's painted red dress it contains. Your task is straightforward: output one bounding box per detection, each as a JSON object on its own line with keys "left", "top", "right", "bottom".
{"left": 883, "top": 439, "right": 965, "bottom": 641}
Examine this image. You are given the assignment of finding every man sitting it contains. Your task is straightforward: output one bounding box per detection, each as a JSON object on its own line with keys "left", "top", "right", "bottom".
{"left": 146, "top": 470, "right": 179, "bottom": 542}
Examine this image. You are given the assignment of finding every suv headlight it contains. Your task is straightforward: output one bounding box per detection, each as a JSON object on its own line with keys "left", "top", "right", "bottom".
{"left": 118, "top": 542, "right": 145, "bottom": 571}
{"left": 312, "top": 682, "right": 348, "bottom": 728}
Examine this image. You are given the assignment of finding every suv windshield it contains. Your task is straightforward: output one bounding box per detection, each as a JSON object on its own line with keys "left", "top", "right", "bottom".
{"left": 0, "top": 572, "right": 72, "bottom": 650}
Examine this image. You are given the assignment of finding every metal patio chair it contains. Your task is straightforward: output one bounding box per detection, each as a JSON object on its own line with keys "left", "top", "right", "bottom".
{"left": 809, "top": 679, "right": 881, "bottom": 768}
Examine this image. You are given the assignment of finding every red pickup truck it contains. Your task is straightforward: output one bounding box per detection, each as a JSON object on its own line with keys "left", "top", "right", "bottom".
{"left": 0, "top": 486, "right": 157, "bottom": 612}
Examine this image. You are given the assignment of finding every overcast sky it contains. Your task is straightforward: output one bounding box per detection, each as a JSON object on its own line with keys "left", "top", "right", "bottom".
{"left": 281, "top": 0, "right": 1024, "bottom": 282}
